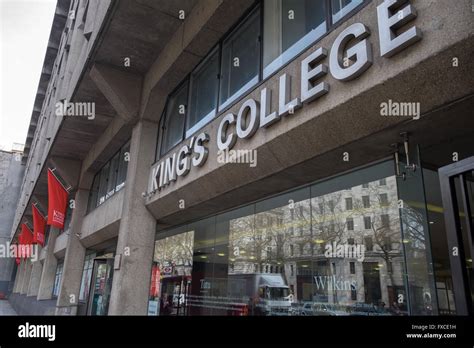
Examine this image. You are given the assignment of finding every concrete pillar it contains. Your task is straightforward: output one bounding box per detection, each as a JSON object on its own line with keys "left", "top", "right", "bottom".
{"left": 11, "top": 266, "right": 19, "bottom": 293}
{"left": 37, "top": 228, "right": 59, "bottom": 300}
{"left": 20, "top": 259, "right": 33, "bottom": 294}
{"left": 55, "top": 188, "right": 88, "bottom": 315}
{"left": 12, "top": 261, "right": 24, "bottom": 293}
{"left": 27, "top": 246, "right": 43, "bottom": 297}
{"left": 108, "top": 120, "right": 158, "bottom": 315}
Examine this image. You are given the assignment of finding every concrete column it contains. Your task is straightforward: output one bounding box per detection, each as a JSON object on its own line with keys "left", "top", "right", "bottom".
{"left": 37, "top": 228, "right": 59, "bottom": 300}
{"left": 12, "top": 261, "right": 24, "bottom": 293}
{"left": 108, "top": 120, "right": 158, "bottom": 315}
{"left": 20, "top": 259, "right": 33, "bottom": 294}
{"left": 11, "top": 265, "right": 19, "bottom": 293}
{"left": 27, "top": 246, "right": 43, "bottom": 297}
{"left": 55, "top": 188, "right": 88, "bottom": 315}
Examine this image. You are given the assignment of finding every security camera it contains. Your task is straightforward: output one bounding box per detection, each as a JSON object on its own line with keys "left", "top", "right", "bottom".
{"left": 141, "top": 192, "right": 147, "bottom": 198}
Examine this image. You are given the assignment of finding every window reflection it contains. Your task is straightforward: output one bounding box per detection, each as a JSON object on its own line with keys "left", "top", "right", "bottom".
{"left": 147, "top": 161, "right": 438, "bottom": 315}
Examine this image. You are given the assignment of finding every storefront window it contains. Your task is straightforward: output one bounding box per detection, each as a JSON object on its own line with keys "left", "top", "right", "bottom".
{"left": 263, "top": 0, "right": 327, "bottom": 78}
{"left": 148, "top": 227, "right": 194, "bottom": 316}
{"left": 147, "top": 160, "right": 445, "bottom": 316}
{"left": 396, "top": 148, "right": 438, "bottom": 315}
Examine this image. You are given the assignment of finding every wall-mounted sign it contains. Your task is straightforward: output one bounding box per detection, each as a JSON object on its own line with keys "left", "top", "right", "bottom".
{"left": 148, "top": 0, "right": 422, "bottom": 194}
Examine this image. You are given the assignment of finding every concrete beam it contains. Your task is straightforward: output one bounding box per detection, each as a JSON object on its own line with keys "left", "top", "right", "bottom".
{"left": 140, "top": 0, "right": 254, "bottom": 121}
{"left": 90, "top": 63, "right": 143, "bottom": 123}
{"left": 50, "top": 157, "right": 82, "bottom": 190}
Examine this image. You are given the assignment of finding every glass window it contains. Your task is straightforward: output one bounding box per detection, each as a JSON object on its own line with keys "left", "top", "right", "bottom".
{"left": 97, "top": 162, "right": 110, "bottom": 206}
{"left": 187, "top": 49, "right": 219, "bottom": 137}
{"left": 161, "top": 83, "right": 188, "bottom": 155}
{"left": 87, "top": 140, "right": 130, "bottom": 212}
{"left": 106, "top": 152, "right": 120, "bottom": 199}
{"left": 116, "top": 141, "right": 130, "bottom": 192}
{"left": 263, "top": 0, "right": 327, "bottom": 78}
{"left": 219, "top": 8, "right": 261, "bottom": 109}
{"left": 148, "top": 227, "right": 194, "bottom": 316}
{"left": 380, "top": 193, "right": 389, "bottom": 206}
{"left": 188, "top": 217, "right": 216, "bottom": 316}
{"left": 147, "top": 160, "right": 430, "bottom": 316}
{"left": 346, "top": 218, "right": 354, "bottom": 231}
{"left": 381, "top": 214, "right": 390, "bottom": 228}
{"left": 345, "top": 197, "right": 353, "bottom": 210}
{"left": 331, "top": 0, "right": 364, "bottom": 23}
{"left": 88, "top": 174, "right": 100, "bottom": 212}
{"left": 365, "top": 236, "right": 373, "bottom": 252}
{"left": 362, "top": 195, "right": 370, "bottom": 208}
{"left": 52, "top": 262, "right": 64, "bottom": 297}
{"left": 379, "top": 178, "right": 387, "bottom": 186}
{"left": 79, "top": 253, "right": 96, "bottom": 302}
{"left": 364, "top": 216, "right": 371, "bottom": 229}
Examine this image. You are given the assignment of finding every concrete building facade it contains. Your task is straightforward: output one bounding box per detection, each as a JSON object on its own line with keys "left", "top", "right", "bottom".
{"left": 8, "top": 0, "right": 474, "bottom": 316}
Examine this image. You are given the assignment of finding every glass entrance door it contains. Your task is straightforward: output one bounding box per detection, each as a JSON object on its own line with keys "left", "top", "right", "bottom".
{"left": 439, "top": 157, "right": 474, "bottom": 315}
{"left": 87, "top": 258, "right": 114, "bottom": 316}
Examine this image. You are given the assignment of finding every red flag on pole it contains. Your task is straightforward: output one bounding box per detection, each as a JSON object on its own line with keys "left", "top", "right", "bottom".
{"left": 32, "top": 205, "right": 46, "bottom": 246}
{"left": 20, "top": 223, "right": 33, "bottom": 259}
{"left": 47, "top": 169, "right": 68, "bottom": 229}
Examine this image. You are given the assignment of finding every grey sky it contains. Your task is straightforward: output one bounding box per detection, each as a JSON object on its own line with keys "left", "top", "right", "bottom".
{"left": 0, "top": 0, "right": 56, "bottom": 152}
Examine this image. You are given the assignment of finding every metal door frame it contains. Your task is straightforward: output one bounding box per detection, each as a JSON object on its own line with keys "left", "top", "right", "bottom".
{"left": 439, "top": 156, "right": 474, "bottom": 315}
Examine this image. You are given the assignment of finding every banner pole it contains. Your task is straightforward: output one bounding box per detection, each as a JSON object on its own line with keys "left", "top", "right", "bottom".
{"left": 49, "top": 168, "right": 72, "bottom": 193}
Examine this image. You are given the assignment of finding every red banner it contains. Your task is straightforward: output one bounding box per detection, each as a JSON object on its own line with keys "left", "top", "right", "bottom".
{"left": 20, "top": 224, "right": 33, "bottom": 259}
{"left": 47, "top": 169, "right": 68, "bottom": 229}
{"left": 32, "top": 205, "right": 46, "bottom": 246}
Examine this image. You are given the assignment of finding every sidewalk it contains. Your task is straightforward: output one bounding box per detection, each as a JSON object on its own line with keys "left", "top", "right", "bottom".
{"left": 0, "top": 299, "right": 17, "bottom": 315}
